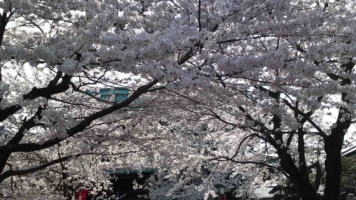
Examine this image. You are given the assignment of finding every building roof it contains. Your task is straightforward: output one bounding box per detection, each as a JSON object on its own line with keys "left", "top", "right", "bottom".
{"left": 342, "top": 145, "right": 356, "bottom": 157}
{"left": 105, "top": 168, "right": 157, "bottom": 175}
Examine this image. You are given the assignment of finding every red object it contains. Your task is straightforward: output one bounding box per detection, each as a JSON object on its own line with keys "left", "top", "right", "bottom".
{"left": 75, "top": 189, "right": 88, "bottom": 200}
{"left": 218, "top": 194, "right": 227, "bottom": 200}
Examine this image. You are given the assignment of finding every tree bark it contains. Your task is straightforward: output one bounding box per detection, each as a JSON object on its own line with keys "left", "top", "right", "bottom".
{"left": 277, "top": 148, "right": 319, "bottom": 200}
{"left": 322, "top": 133, "right": 345, "bottom": 200}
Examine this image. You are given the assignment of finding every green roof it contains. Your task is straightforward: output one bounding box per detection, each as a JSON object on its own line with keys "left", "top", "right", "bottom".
{"left": 105, "top": 168, "right": 157, "bottom": 175}
{"left": 86, "top": 87, "right": 130, "bottom": 102}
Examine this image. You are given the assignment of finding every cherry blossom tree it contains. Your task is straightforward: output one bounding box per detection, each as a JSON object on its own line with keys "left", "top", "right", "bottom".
{"left": 0, "top": 0, "right": 164, "bottom": 196}
{"left": 151, "top": 0, "right": 355, "bottom": 199}
{"left": 114, "top": 0, "right": 356, "bottom": 199}
{"left": 1, "top": 0, "right": 356, "bottom": 200}
{"left": 0, "top": 1, "right": 208, "bottom": 198}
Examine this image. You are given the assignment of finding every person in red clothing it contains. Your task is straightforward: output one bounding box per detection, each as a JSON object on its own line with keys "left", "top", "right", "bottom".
{"left": 75, "top": 189, "right": 88, "bottom": 200}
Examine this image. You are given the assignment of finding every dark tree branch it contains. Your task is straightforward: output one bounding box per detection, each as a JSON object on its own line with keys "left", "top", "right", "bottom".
{"left": 283, "top": 99, "right": 327, "bottom": 138}
{"left": 0, "top": 106, "right": 45, "bottom": 174}
{"left": 4, "top": 79, "right": 159, "bottom": 153}
{"left": 0, "top": 9, "right": 10, "bottom": 47}
{"left": 297, "top": 128, "right": 308, "bottom": 182}
{"left": 238, "top": 106, "right": 273, "bottom": 136}
{"left": 210, "top": 154, "right": 282, "bottom": 171}
{"left": 0, "top": 105, "right": 21, "bottom": 122}
{"left": 23, "top": 74, "right": 71, "bottom": 100}
{"left": 286, "top": 133, "right": 294, "bottom": 147}
{"left": 197, "top": 0, "right": 202, "bottom": 32}
{"left": 48, "top": 71, "right": 64, "bottom": 87}
{"left": 230, "top": 133, "right": 266, "bottom": 159}
{"left": 0, "top": 9, "right": 8, "bottom": 82}
{"left": 177, "top": 48, "right": 194, "bottom": 65}
{"left": 0, "top": 154, "right": 76, "bottom": 183}
{"left": 314, "top": 161, "right": 323, "bottom": 191}
{"left": 7, "top": 105, "right": 44, "bottom": 146}
{"left": 0, "top": 73, "right": 72, "bottom": 123}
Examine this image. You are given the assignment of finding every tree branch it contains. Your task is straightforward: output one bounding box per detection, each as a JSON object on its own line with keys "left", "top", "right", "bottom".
{"left": 5, "top": 79, "right": 159, "bottom": 153}
{"left": 283, "top": 99, "right": 327, "bottom": 138}
{"left": 0, "top": 73, "right": 71, "bottom": 123}
{"left": 0, "top": 154, "right": 76, "bottom": 183}
{"left": 23, "top": 74, "right": 71, "bottom": 100}
{"left": 197, "top": 0, "right": 202, "bottom": 32}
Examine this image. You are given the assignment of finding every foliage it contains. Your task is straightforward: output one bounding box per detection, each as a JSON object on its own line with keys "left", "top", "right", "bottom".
{"left": 341, "top": 156, "right": 356, "bottom": 195}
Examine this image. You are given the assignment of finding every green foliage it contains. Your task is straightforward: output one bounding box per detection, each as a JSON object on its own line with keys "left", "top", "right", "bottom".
{"left": 341, "top": 156, "right": 356, "bottom": 194}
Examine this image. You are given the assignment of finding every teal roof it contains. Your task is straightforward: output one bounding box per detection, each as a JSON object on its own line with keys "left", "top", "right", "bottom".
{"left": 86, "top": 87, "right": 130, "bottom": 102}
{"left": 105, "top": 168, "right": 157, "bottom": 175}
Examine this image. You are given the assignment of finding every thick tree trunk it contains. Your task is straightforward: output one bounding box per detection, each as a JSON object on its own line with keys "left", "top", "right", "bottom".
{"left": 322, "top": 102, "right": 351, "bottom": 200}
{"left": 299, "top": 188, "right": 319, "bottom": 200}
{"left": 277, "top": 149, "right": 319, "bottom": 200}
{"left": 322, "top": 134, "right": 344, "bottom": 200}
{"left": 290, "top": 172, "right": 319, "bottom": 200}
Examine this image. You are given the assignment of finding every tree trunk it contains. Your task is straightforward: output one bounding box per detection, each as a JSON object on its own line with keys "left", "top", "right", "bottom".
{"left": 277, "top": 149, "right": 319, "bottom": 200}
{"left": 322, "top": 134, "right": 344, "bottom": 200}
{"left": 290, "top": 172, "right": 319, "bottom": 200}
